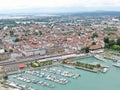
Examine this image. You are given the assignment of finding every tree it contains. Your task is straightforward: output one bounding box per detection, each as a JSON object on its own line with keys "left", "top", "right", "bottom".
{"left": 9, "top": 49, "right": 13, "bottom": 53}
{"left": 116, "top": 38, "right": 120, "bottom": 46}
{"left": 108, "top": 40, "right": 116, "bottom": 47}
{"left": 96, "top": 64, "right": 101, "bottom": 68}
{"left": 81, "top": 47, "right": 90, "bottom": 53}
{"left": 33, "top": 31, "right": 38, "bottom": 35}
{"left": 92, "top": 42, "right": 96, "bottom": 45}
{"left": 104, "top": 37, "right": 109, "bottom": 43}
{"left": 112, "top": 45, "right": 120, "bottom": 51}
{"left": 78, "top": 32, "right": 81, "bottom": 36}
{"left": 9, "top": 30, "right": 14, "bottom": 36}
{"left": 84, "top": 47, "right": 90, "bottom": 53}
{"left": 92, "top": 32, "right": 98, "bottom": 38}
{"left": 108, "top": 31, "right": 115, "bottom": 35}
{"left": 5, "top": 49, "right": 8, "bottom": 52}
{"left": 104, "top": 43, "right": 110, "bottom": 48}
{"left": 31, "top": 62, "right": 36, "bottom": 67}
{"left": 14, "top": 38, "right": 21, "bottom": 42}
{"left": 39, "top": 31, "right": 42, "bottom": 36}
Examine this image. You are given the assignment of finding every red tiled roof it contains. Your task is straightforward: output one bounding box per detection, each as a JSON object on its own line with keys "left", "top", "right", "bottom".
{"left": 65, "top": 59, "right": 72, "bottom": 63}
{"left": 19, "top": 64, "right": 25, "bottom": 68}
{"left": 90, "top": 45, "right": 102, "bottom": 50}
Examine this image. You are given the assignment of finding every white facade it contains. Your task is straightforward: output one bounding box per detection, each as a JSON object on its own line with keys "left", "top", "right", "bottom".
{"left": 0, "top": 48, "right": 5, "bottom": 54}
{"left": 21, "top": 49, "right": 46, "bottom": 56}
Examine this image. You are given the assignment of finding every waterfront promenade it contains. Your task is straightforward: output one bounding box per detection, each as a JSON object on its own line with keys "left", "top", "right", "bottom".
{"left": 6, "top": 57, "right": 120, "bottom": 90}
{"left": 0, "top": 53, "right": 88, "bottom": 66}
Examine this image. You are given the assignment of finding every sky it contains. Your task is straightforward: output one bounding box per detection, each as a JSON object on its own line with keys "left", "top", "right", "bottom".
{"left": 0, "top": 0, "right": 120, "bottom": 13}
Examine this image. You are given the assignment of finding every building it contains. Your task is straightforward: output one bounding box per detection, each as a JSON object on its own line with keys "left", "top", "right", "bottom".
{"left": 19, "top": 64, "right": 25, "bottom": 69}
{"left": 0, "top": 41, "right": 5, "bottom": 54}
{"left": 0, "top": 66, "right": 4, "bottom": 73}
{"left": 89, "top": 45, "right": 102, "bottom": 51}
{"left": 0, "top": 48, "right": 5, "bottom": 54}
{"left": 21, "top": 48, "right": 46, "bottom": 56}
{"left": 0, "top": 53, "right": 11, "bottom": 61}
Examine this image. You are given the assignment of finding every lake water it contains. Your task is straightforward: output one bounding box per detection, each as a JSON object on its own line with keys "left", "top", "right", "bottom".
{"left": 8, "top": 57, "right": 120, "bottom": 90}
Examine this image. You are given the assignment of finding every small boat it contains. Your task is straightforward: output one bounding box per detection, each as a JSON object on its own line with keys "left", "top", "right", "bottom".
{"left": 102, "top": 68, "right": 108, "bottom": 73}
{"left": 113, "top": 63, "right": 120, "bottom": 68}
{"left": 38, "top": 80, "right": 43, "bottom": 84}
{"left": 94, "top": 55, "right": 106, "bottom": 62}
{"left": 27, "top": 86, "right": 36, "bottom": 90}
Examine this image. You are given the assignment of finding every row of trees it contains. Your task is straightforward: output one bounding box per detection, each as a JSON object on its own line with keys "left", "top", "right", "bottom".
{"left": 104, "top": 37, "right": 120, "bottom": 51}
{"left": 81, "top": 46, "right": 90, "bottom": 53}
{"left": 31, "top": 60, "right": 52, "bottom": 68}
{"left": 75, "top": 62, "right": 101, "bottom": 70}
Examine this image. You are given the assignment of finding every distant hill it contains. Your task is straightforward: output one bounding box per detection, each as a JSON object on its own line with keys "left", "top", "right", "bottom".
{"left": 0, "top": 11, "right": 120, "bottom": 17}
{"left": 69, "top": 11, "right": 120, "bottom": 16}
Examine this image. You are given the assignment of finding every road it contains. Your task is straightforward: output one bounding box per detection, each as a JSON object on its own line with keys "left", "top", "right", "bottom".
{"left": 0, "top": 53, "right": 86, "bottom": 66}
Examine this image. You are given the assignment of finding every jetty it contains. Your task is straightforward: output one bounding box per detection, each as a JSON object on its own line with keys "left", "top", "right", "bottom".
{"left": 75, "top": 66, "right": 99, "bottom": 73}
{"left": 94, "top": 55, "right": 106, "bottom": 62}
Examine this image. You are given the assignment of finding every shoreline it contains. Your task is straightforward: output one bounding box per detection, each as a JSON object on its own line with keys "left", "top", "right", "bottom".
{"left": 75, "top": 66, "right": 98, "bottom": 73}
{"left": 6, "top": 64, "right": 62, "bottom": 75}
{"left": 6, "top": 55, "right": 99, "bottom": 75}
{"left": 1, "top": 53, "right": 107, "bottom": 76}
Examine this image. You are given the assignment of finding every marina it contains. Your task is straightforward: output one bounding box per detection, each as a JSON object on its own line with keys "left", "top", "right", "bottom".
{"left": 7, "top": 65, "right": 80, "bottom": 90}
{"left": 94, "top": 55, "right": 107, "bottom": 62}
{"left": 7, "top": 56, "right": 120, "bottom": 90}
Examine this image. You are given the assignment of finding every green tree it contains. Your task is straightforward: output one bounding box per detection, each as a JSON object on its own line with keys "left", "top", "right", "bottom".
{"left": 116, "top": 38, "right": 120, "bottom": 46}
{"left": 9, "top": 49, "right": 13, "bottom": 53}
{"left": 104, "top": 37, "right": 109, "bottom": 43}
{"left": 112, "top": 45, "right": 120, "bottom": 51}
{"left": 92, "top": 42, "right": 96, "bottom": 45}
{"left": 84, "top": 47, "right": 90, "bottom": 53}
{"left": 14, "top": 38, "right": 21, "bottom": 42}
{"left": 39, "top": 31, "right": 42, "bottom": 36}
{"left": 92, "top": 32, "right": 98, "bottom": 38}
{"left": 33, "top": 31, "right": 38, "bottom": 35}
{"left": 9, "top": 30, "right": 14, "bottom": 36}
{"left": 109, "top": 40, "right": 116, "bottom": 47}
{"left": 96, "top": 64, "right": 101, "bottom": 68}
{"left": 78, "top": 32, "right": 81, "bottom": 36}
{"left": 104, "top": 43, "right": 110, "bottom": 48}
{"left": 81, "top": 47, "right": 90, "bottom": 53}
